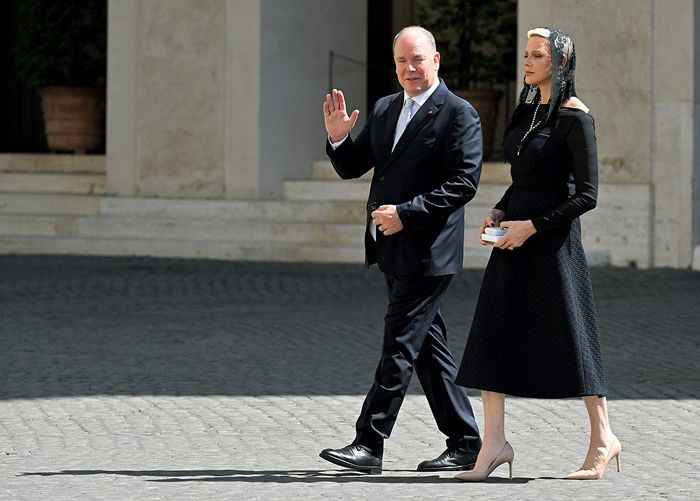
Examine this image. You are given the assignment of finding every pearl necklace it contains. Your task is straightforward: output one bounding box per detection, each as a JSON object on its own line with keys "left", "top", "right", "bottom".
{"left": 516, "top": 102, "right": 542, "bottom": 156}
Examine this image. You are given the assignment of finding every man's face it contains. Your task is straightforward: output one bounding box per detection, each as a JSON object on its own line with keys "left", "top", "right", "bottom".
{"left": 394, "top": 32, "right": 439, "bottom": 97}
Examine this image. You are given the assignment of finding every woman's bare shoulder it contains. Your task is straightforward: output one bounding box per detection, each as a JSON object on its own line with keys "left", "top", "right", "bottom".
{"left": 561, "top": 97, "right": 590, "bottom": 113}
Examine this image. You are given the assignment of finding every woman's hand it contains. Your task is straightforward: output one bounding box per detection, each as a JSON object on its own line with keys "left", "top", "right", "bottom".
{"left": 478, "top": 209, "right": 506, "bottom": 245}
{"left": 493, "top": 220, "right": 537, "bottom": 251}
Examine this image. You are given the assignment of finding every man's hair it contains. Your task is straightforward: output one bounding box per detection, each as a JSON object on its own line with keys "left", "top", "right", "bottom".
{"left": 392, "top": 26, "right": 437, "bottom": 53}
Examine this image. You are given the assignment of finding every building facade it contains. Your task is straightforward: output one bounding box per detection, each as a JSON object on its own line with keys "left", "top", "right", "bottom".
{"left": 1, "top": 0, "right": 698, "bottom": 269}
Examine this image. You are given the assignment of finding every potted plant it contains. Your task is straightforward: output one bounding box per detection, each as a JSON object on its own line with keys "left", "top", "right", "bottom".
{"left": 418, "top": 0, "right": 516, "bottom": 159}
{"left": 15, "top": 0, "right": 107, "bottom": 154}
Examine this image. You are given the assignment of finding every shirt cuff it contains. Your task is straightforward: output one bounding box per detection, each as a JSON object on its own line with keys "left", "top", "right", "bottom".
{"left": 328, "top": 134, "right": 348, "bottom": 150}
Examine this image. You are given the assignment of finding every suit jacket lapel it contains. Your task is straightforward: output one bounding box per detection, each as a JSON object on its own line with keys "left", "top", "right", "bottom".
{"left": 378, "top": 93, "right": 404, "bottom": 168}
{"left": 377, "top": 80, "right": 448, "bottom": 176}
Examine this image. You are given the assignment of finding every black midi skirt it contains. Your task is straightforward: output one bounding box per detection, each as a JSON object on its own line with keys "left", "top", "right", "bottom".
{"left": 456, "top": 189, "right": 608, "bottom": 398}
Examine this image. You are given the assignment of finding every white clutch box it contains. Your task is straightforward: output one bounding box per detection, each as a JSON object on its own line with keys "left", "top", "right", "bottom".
{"left": 482, "top": 226, "right": 507, "bottom": 243}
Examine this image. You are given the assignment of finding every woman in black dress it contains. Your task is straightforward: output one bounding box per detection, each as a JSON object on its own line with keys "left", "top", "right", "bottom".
{"left": 454, "top": 28, "right": 620, "bottom": 481}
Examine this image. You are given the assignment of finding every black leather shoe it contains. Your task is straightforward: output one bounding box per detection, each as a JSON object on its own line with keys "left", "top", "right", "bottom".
{"left": 417, "top": 449, "right": 479, "bottom": 471}
{"left": 319, "top": 445, "right": 382, "bottom": 474}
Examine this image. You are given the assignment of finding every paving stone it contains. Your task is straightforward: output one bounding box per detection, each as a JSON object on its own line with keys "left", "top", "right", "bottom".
{"left": 0, "top": 256, "right": 697, "bottom": 500}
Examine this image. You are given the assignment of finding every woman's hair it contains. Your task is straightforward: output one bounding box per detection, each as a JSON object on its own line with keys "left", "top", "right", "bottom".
{"left": 506, "top": 27, "right": 577, "bottom": 136}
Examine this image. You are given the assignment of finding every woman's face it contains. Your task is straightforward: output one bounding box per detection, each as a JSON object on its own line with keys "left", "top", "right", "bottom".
{"left": 523, "top": 35, "right": 551, "bottom": 87}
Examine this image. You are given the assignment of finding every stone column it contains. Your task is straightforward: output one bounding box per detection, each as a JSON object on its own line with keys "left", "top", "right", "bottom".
{"left": 108, "top": 0, "right": 228, "bottom": 199}
{"left": 225, "top": 0, "right": 261, "bottom": 199}
{"left": 693, "top": 3, "right": 700, "bottom": 271}
{"left": 106, "top": 0, "right": 138, "bottom": 196}
{"left": 651, "top": 0, "right": 695, "bottom": 268}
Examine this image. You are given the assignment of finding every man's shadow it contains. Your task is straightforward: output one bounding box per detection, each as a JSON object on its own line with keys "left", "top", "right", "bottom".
{"left": 19, "top": 468, "right": 533, "bottom": 484}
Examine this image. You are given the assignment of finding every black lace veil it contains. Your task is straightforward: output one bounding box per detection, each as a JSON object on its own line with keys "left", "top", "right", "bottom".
{"left": 508, "top": 27, "right": 577, "bottom": 133}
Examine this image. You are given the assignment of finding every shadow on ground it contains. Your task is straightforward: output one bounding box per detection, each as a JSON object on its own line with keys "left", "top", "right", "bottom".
{"left": 19, "top": 468, "right": 534, "bottom": 484}
{"left": 1, "top": 256, "right": 698, "bottom": 399}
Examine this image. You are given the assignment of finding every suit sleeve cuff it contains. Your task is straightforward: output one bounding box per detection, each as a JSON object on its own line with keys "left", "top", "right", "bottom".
{"left": 395, "top": 202, "right": 416, "bottom": 232}
{"left": 328, "top": 134, "right": 349, "bottom": 150}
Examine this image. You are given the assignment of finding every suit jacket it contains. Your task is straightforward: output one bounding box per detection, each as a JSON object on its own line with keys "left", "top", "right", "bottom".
{"left": 326, "top": 80, "right": 482, "bottom": 276}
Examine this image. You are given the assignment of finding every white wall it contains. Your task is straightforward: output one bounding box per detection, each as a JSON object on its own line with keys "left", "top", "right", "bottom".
{"left": 108, "top": 0, "right": 228, "bottom": 199}
{"left": 108, "top": 0, "right": 367, "bottom": 200}
{"left": 694, "top": 2, "right": 700, "bottom": 270}
{"left": 258, "top": 0, "right": 367, "bottom": 198}
{"left": 519, "top": 0, "right": 697, "bottom": 268}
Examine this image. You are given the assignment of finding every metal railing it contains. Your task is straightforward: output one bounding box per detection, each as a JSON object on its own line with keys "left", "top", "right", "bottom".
{"left": 328, "top": 50, "right": 394, "bottom": 93}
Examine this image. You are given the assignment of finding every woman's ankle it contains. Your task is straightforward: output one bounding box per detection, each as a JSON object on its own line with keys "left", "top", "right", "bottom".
{"left": 589, "top": 429, "right": 615, "bottom": 448}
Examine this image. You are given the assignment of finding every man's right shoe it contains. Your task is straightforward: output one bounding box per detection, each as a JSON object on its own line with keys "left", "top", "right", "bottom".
{"left": 319, "top": 445, "right": 382, "bottom": 474}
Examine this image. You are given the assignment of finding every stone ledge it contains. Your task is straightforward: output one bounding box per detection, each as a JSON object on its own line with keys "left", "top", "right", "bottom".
{"left": 0, "top": 172, "right": 106, "bottom": 195}
{"left": 310, "top": 160, "right": 511, "bottom": 184}
{"left": 0, "top": 153, "right": 105, "bottom": 174}
{"left": 0, "top": 234, "right": 613, "bottom": 267}
{"left": 0, "top": 193, "right": 101, "bottom": 216}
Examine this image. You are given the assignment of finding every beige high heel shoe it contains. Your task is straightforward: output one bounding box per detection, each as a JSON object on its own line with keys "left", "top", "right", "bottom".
{"left": 566, "top": 435, "right": 621, "bottom": 480}
{"left": 454, "top": 441, "right": 514, "bottom": 482}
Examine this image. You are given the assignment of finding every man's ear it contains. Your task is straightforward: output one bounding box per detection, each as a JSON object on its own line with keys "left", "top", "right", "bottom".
{"left": 434, "top": 51, "right": 440, "bottom": 70}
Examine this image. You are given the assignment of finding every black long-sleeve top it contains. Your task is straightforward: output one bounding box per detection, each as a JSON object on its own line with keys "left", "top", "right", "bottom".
{"left": 496, "top": 105, "right": 598, "bottom": 232}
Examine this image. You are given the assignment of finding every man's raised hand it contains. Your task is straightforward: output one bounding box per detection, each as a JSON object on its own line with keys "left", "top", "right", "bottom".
{"left": 323, "top": 89, "right": 360, "bottom": 143}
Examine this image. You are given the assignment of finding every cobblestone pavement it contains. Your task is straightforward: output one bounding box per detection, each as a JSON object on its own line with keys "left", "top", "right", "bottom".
{"left": 0, "top": 256, "right": 698, "bottom": 500}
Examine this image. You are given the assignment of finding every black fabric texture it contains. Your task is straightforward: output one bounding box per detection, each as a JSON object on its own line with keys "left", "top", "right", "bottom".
{"left": 455, "top": 106, "right": 608, "bottom": 399}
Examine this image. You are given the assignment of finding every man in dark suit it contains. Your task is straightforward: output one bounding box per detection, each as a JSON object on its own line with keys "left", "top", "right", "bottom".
{"left": 319, "top": 26, "right": 483, "bottom": 474}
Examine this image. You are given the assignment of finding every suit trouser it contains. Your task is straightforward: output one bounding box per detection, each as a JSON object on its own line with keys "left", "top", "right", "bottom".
{"left": 352, "top": 273, "right": 481, "bottom": 456}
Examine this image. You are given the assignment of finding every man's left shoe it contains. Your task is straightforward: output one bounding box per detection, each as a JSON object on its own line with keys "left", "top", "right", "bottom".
{"left": 417, "top": 448, "right": 479, "bottom": 471}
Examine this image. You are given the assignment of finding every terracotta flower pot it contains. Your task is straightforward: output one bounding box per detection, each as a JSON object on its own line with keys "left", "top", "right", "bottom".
{"left": 454, "top": 89, "right": 503, "bottom": 160}
{"left": 38, "top": 86, "right": 105, "bottom": 154}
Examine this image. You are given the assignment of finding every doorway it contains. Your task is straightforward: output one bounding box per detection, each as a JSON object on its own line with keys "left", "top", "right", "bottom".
{"left": 0, "top": 0, "right": 46, "bottom": 152}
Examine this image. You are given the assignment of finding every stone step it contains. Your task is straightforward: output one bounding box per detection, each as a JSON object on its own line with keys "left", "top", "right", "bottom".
{"left": 0, "top": 213, "right": 610, "bottom": 266}
{"left": 0, "top": 193, "right": 101, "bottom": 216}
{"left": 283, "top": 179, "right": 372, "bottom": 201}
{"left": 311, "top": 160, "right": 373, "bottom": 181}
{"left": 480, "top": 162, "right": 512, "bottom": 184}
{"left": 68, "top": 217, "right": 366, "bottom": 245}
{"left": 0, "top": 211, "right": 488, "bottom": 248}
{"left": 0, "top": 153, "right": 105, "bottom": 174}
{"left": 0, "top": 215, "right": 63, "bottom": 237}
{"left": 99, "top": 197, "right": 369, "bottom": 224}
{"left": 311, "top": 159, "right": 511, "bottom": 184}
{"left": 0, "top": 172, "right": 106, "bottom": 195}
{"left": 0, "top": 234, "right": 497, "bottom": 268}
{"left": 282, "top": 179, "right": 510, "bottom": 204}
{"left": 97, "top": 197, "right": 494, "bottom": 225}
